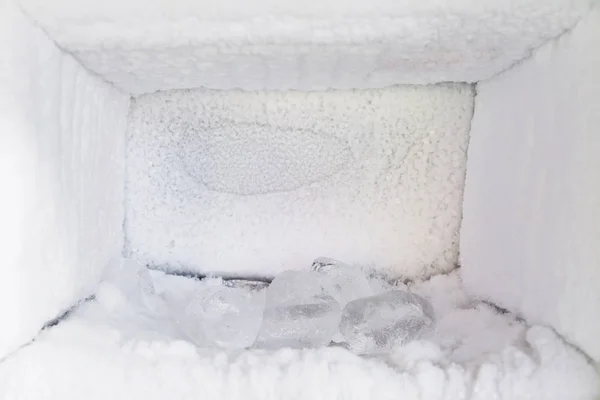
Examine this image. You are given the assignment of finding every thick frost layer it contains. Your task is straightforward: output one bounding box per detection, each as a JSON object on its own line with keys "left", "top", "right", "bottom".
{"left": 0, "top": 270, "right": 597, "bottom": 399}
{"left": 0, "top": 2, "right": 130, "bottom": 359}
{"left": 126, "top": 85, "right": 473, "bottom": 278}
{"left": 18, "top": 0, "right": 595, "bottom": 94}
{"left": 461, "top": 6, "right": 600, "bottom": 362}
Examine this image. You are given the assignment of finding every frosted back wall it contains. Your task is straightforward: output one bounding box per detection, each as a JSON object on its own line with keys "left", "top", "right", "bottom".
{"left": 126, "top": 85, "right": 473, "bottom": 278}
{"left": 0, "top": 2, "right": 130, "bottom": 359}
{"left": 461, "top": 7, "right": 600, "bottom": 361}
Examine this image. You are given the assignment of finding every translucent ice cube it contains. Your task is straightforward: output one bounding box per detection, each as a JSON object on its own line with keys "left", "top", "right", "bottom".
{"left": 102, "top": 258, "right": 157, "bottom": 310}
{"left": 339, "top": 290, "right": 435, "bottom": 355}
{"left": 254, "top": 270, "right": 341, "bottom": 349}
{"left": 311, "top": 257, "right": 373, "bottom": 307}
{"left": 264, "top": 270, "right": 331, "bottom": 305}
{"left": 182, "top": 286, "right": 264, "bottom": 349}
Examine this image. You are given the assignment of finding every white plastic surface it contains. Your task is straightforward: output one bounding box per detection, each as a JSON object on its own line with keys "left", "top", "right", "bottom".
{"left": 125, "top": 85, "right": 473, "bottom": 278}
{"left": 0, "top": 2, "right": 130, "bottom": 359}
{"left": 461, "top": 7, "right": 600, "bottom": 362}
{"left": 17, "top": 0, "right": 595, "bottom": 94}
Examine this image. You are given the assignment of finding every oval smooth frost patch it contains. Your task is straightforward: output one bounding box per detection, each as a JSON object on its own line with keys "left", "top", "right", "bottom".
{"left": 177, "top": 121, "right": 353, "bottom": 195}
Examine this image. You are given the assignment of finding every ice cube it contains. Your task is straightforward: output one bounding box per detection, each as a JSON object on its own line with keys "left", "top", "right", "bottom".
{"left": 254, "top": 270, "right": 341, "bottom": 349}
{"left": 103, "top": 258, "right": 157, "bottom": 310}
{"left": 311, "top": 258, "right": 374, "bottom": 343}
{"left": 177, "top": 284, "right": 221, "bottom": 347}
{"left": 339, "top": 290, "right": 435, "bottom": 355}
{"left": 311, "top": 257, "right": 373, "bottom": 307}
{"left": 182, "top": 286, "right": 264, "bottom": 349}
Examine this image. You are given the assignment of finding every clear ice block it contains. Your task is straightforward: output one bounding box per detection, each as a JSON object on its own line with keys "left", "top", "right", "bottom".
{"left": 254, "top": 270, "right": 341, "bottom": 349}
{"left": 182, "top": 286, "right": 264, "bottom": 349}
{"left": 339, "top": 290, "right": 435, "bottom": 355}
{"left": 100, "top": 258, "right": 157, "bottom": 311}
{"left": 311, "top": 257, "right": 373, "bottom": 307}
{"left": 311, "top": 257, "right": 374, "bottom": 343}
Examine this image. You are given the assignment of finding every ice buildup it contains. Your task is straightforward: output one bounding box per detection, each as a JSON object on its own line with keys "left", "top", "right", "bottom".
{"left": 339, "top": 290, "right": 435, "bottom": 355}
{"left": 255, "top": 270, "right": 341, "bottom": 349}
{"left": 182, "top": 286, "right": 264, "bottom": 349}
{"left": 312, "top": 257, "right": 374, "bottom": 307}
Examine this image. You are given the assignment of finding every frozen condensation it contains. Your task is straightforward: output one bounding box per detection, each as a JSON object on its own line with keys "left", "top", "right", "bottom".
{"left": 180, "top": 123, "right": 352, "bottom": 195}
{"left": 461, "top": 6, "right": 600, "bottom": 362}
{"left": 181, "top": 286, "right": 264, "bottom": 349}
{"left": 0, "top": 2, "right": 130, "bottom": 359}
{"left": 18, "top": 0, "right": 595, "bottom": 94}
{"left": 255, "top": 271, "right": 341, "bottom": 348}
{"left": 126, "top": 86, "right": 474, "bottom": 279}
{"left": 340, "top": 290, "right": 435, "bottom": 355}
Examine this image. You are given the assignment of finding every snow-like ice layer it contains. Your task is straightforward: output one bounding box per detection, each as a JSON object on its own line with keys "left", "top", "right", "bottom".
{"left": 0, "top": 2, "right": 130, "bottom": 359}
{"left": 126, "top": 85, "right": 473, "bottom": 278}
{"left": 17, "top": 0, "right": 595, "bottom": 94}
{"left": 1, "top": 270, "right": 598, "bottom": 399}
{"left": 460, "top": 6, "right": 600, "bottom": 362}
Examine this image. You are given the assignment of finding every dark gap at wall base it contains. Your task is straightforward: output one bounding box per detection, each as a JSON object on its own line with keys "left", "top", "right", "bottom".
{"left": 481, "top": 300, "right": 514, "bottom": 317}
{"left": 148, "top": 266, "right": 274, "bottom": 284}
{"left": 148, "top": 262, "right": 463, "bottom": 288}
{"left": 398, "top": 263, "right": 461, "bottom": 287}
{"left": 38, "top": 262, "right": 464, "bottom": 333}
{"left": 42, "top": 294, "right": 96, "bottom": 330}
{"left": 0, "top": 294, "right": 97, "bottom": 365}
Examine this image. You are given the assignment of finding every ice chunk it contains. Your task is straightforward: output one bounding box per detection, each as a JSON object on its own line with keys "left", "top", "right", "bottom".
{"left": 176, "top": 284, "right": 221, "bottom": 347}
{"left": 102, "top": 258, "right": 157, "bottom": 310}
{"left": 261, "top": 270, "right": 332, "bottom": 306}
{"left": 255, "top": 270, "right": 341, "bottom": 349}
{"left": 339, "top": 290, "right": 435, "bottom": 355}
{"left": 311, "top": 257, "right": 374, "bottom": 343}
{"left": 311, "top": 257, "right": 373, "bottom": 307}
{"left": 256, "top": 300, "right": 340, "bottom": 349}
{"left": 182, "top": 286, "right": 264, "bottom": 349}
